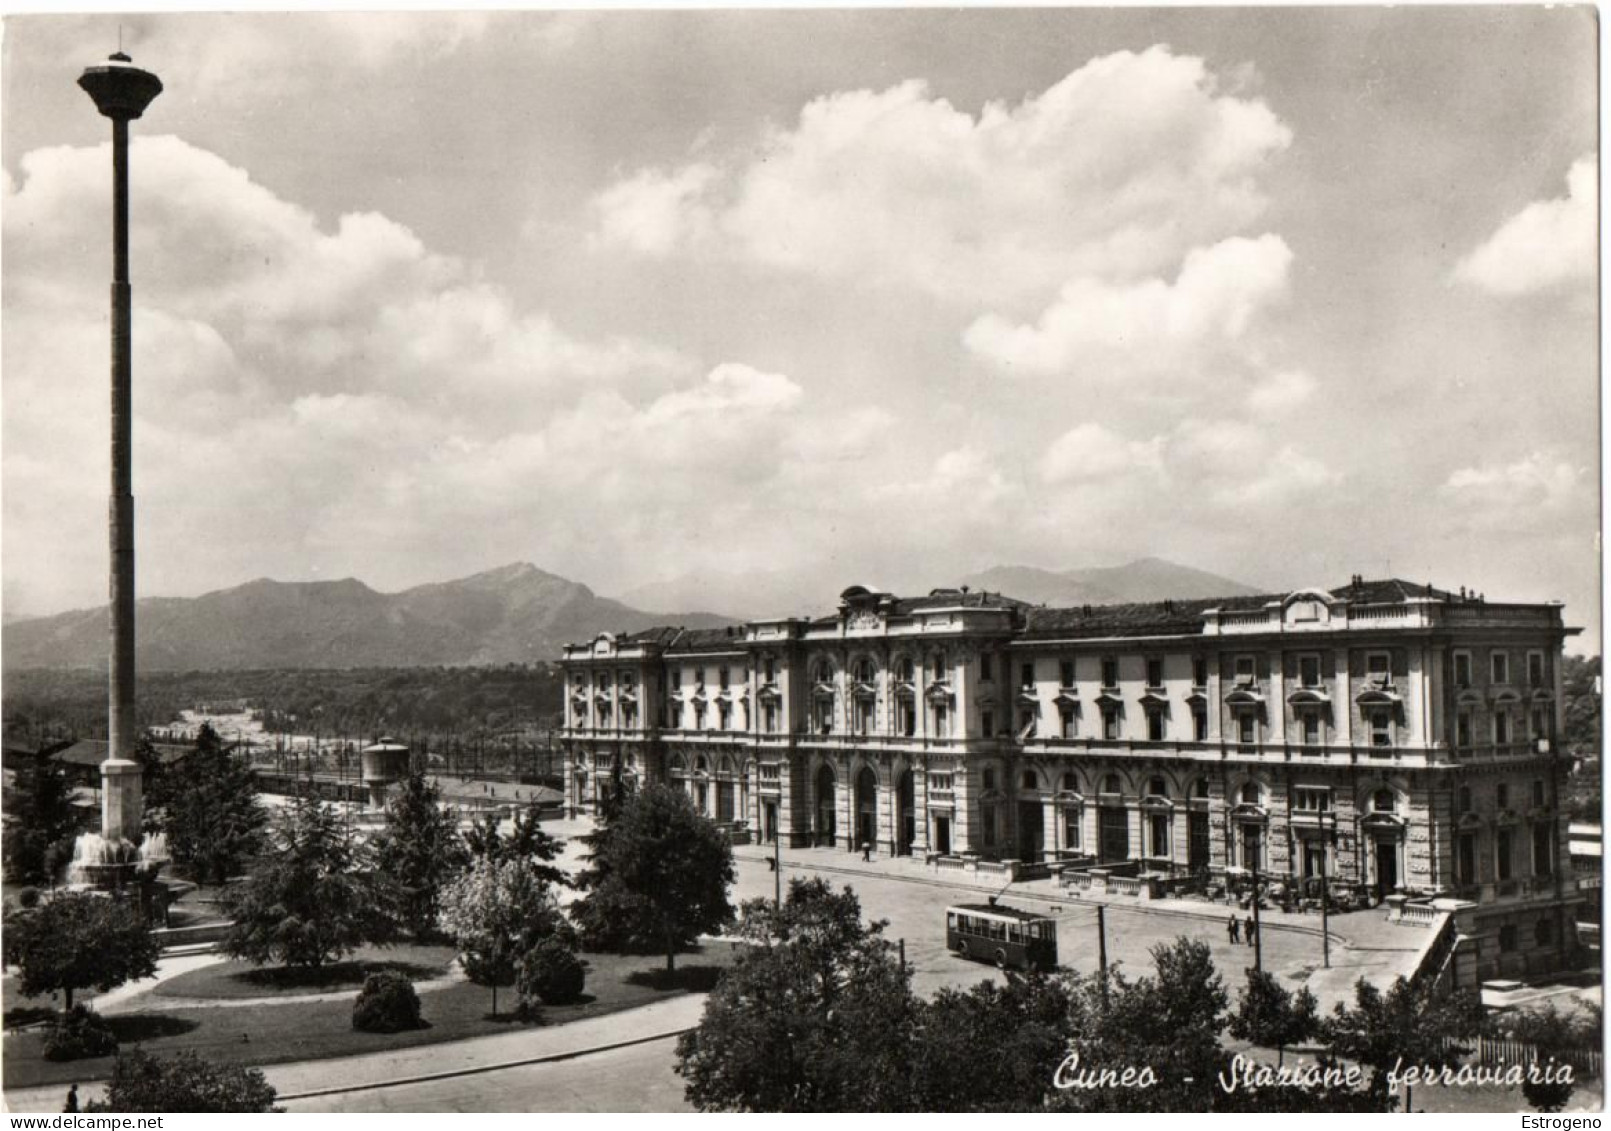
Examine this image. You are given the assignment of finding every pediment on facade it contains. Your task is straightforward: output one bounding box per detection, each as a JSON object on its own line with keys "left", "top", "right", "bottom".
{"left": 1223, "top": 688, "right": 1265, "bottom": 708}
{"left": 1354, "top": 686, "right": 1401, "bottom": 707}
{"left": 925, "top": 683, "right": 954, "bottom": 705}
{"left": 1286, "top": 687, "right": 1330, "bottom": 705}
{"left": 1230, "top": 803, "right": 1268, "bottom": 823}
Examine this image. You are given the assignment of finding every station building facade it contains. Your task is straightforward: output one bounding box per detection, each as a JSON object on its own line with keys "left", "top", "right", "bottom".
{"left": 559, "top": 577, "right": 1583, "bottom": 977}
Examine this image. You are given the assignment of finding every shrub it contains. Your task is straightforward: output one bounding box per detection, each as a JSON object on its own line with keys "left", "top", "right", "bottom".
{"left": 42, "top": 1006, "right": 118, "bottom": 1062}
{"left": 518, "top": 936, "right": 586, "bottom": 1007}
{"left": 85, "top": 1049, "right": 279, "bottom": 1112}
{"left": 352, "top": 971, "right": 423, "bottom": 1033}
{"left": 17, "top": 887, "right": 41, "bottom": 909}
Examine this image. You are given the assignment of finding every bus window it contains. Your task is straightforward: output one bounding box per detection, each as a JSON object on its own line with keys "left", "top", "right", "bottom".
{"left": 947, "top": 912, "right": 957, "bottom": 931}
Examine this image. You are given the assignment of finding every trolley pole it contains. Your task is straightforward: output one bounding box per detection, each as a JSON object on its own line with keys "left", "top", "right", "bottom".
{"left": 774, "top": 827, "right": 782, "bottom": 908}
{"left": 1321, "top": 810, "right": 1332, "bottom": 968}
{"left": 1252, "top": 856, "right": 1263, "bottom": 974}
{"left": 1097, "top": 904, "right": 1109, "bottom": 1009}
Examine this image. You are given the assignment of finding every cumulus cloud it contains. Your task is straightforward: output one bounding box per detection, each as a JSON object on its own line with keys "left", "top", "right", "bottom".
{"left": 1040, "top": 423, "right": 1166, "bottom": 485}
{"left": 1456, "top": 157, "right": 1597, "bottom": 295}
{"left": 963, "top": 234, "right": 1292, "bottom": 376}
{"left": 1246, "top": 370, "right": 1317, "bottom": 415}
{"left": 592, "top": 46, "right": 1291, "bottom": 305}
{"left": 1442, "top": 452, "right": 1586, "bottom": 513}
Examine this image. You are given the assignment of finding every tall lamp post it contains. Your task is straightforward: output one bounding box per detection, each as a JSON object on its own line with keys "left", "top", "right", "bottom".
{"left": 79, "top": 52, "right": 161, "bottom": 843}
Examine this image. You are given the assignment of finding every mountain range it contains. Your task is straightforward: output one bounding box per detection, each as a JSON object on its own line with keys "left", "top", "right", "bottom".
{"left": 2, "top": 557, "right": 1258, "bottom": 672}
{"left": 1, "top": 563, "right": 735, "bottom": 672}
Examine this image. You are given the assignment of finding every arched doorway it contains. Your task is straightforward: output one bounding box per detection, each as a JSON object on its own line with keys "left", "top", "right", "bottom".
{"left": 856, "top": 767, "right": 878, "bottom": 853}
{"left": 897, "top": 770, "right": 916, "bottom": 855}
{"left": 815, "top": 764, "right": 837, "bottom": 848}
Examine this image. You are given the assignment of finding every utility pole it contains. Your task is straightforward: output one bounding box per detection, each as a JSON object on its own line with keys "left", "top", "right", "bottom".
{"left": 1252, "top": 853, "right": 1264, "bottom": 974}
{"left": 1321, "top": 809, "right": 1333, "bottom": 968}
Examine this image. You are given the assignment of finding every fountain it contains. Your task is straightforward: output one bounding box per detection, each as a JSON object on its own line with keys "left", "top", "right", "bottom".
{"left": 65, "top": 830, "right": 169, "bottom": 891}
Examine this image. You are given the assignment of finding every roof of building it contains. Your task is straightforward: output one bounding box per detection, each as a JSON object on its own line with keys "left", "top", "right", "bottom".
{"left": 1021, "top": 595, "right": 1272, "bottom": 640}
{"left": 665, "top": 626, "right": 749, "bottom": 655}
{"left": 52, "top": 739, "right": 195, "bottom": 769}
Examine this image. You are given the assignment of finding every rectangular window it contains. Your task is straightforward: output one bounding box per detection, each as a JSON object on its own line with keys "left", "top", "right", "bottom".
{"left": 764, "top": 703, "right": 778, "bottom": 734}
{"left": 1302, "top": 713, "right": 1321, "bottom": 746}
{"left": 1193, "top": 657, "right": 1208, "bottom": 688}
{"left": 719, "top": 666, "right": 730, "bottom": 689}
{"left": 1146, "top": 659, "right": 1164, "bottom": 689}
{"left": 982, "top": 709, "right": 995, "bottom": 737}
{"left": 928, "top": 773, "right": 954, "bottom": 793}
{"left": 1454, "top": 651, "right": 1472, "bottom": 688}
{"left": 1147, "top": 712, "right": 1164, "bottom": 742}
{"left": 1531, "top": 707, "right": 1548, "bottom": 740}
{"left": 695, "top": 667, "right": 705, "bottom": 687}
{"left": 1103, "top": 709, "right": 1120, "bottom": 741}
{"left": 665, "top": 701, "right": 679, "bottom": 729}
{"left": 1499, "top": 924, "right": 1517, "bottom": 952}
{"left": 1299, "top": 655, "right": 1321, "bottom": 688}
{"left": 763, "top": 657, "right": 776, "bottom": 684}
{"left": 1532, "top": 779, "right": 1546, "bottom": 809}
{"left": 1491, "top": 652, "right": 1510, "bottom": 684}
{"left": 1495, "top": 712, "right": 1511, "bottom": 745}
{"left": 1149, "top": 812, "right": 1170, "bottom": 857}
{"left": 694, "top": 703, "right": 707, "bottom": 730}
{"left": 1370, "top": 709, "right": 1392, "bottom": 747}
{"left": 899, "top": 700, "right": 916, "bottom": 737}
{"left": 1457, "top": 710, "right": 1472, "bottom": 748}
{"left": 934, "top": 704, "right": 950, "bottom": 738}
{"left": 1064, "top": 808, "right": 1082, "bottom": 853}
{"left": 1193, "top": 708, "right": 1208, "bottom": 742}
{"left": 932, "top": 651, "right": 948, "bottom": 681}
{"left": 1457, "top": 833, "right": 1477, "bottom": 885}
{"left": 1497, "top": 830, "right": 1513, "bottom": 881}
{"left": 1532, "top": 821, "right": 1554, "bottom": 876}
{"left": 1497, "top": 782, "right": 1510, "bottom": 810}
{"left": 1060, "top": 706, "right": 1077, "bottom": 739}
{"left": 1021, "top": 662, "right": 1035, "bottom": 690}
{"left": 718, "top": 703, "right": 731, "bottom": 730}
{"left": 1528, "top": 652, "right": 1545, "bottom": 688}
{"left": 980, "top": 654, "right": 993, "bottom": 683}
{"left": 1235, "top": 655, "right": 1256, "bottom": 684}
{"left": 1101, "top": 658, "right": 1119, "bottom": 689}
{"left": 1060, "top": 660, "right": 1076, "bottom": 688}
{"left": 1295, "top": 787, "right": 1332, "bottom": 812}
{"left": 1367, "top": 652, "right": 1391, "bottom": 682}
{"left": 855, "top": 700, "right": 872, "bottom": 734}
{"left": 671, "top": 670, "right": 682, "bottom": 690}
{"left": 1238, "top": 714, "right": 1256, "bottom": 745}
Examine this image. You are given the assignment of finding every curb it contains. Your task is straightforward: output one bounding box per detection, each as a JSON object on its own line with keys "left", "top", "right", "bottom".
{"left": 276, "top": 1024, "right": 698, "bottom": 1101}
{"left": 736, "top": 852, "right": 1373, "bottom": 951}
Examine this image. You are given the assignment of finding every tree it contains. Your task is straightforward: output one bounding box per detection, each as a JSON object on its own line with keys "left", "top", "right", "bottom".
{"left": 910, "top": 971, "right": 1074, "bottom": 1110}
{"left": 675, "top": 879, "right": 918, "bottom": 1111}
{"left": 1228, "top": 968, "right": 1320, "bottom": 1066}
{"left": 573, "top": 784, "right": 733, "bottom": 971}
{"left": 6, "top": 892, "right": 159, "bottom": 1010}
{"left": 463, "top": 802, "right": 568, "bottom": 887}
{"left": 1051, "top": 936, "right": 1231, "bottom": 1112}
{"left": 370, "top": 773, "right": 468, "bottom": 938}
{"left": 1502, "top": 1002, "right": 1597, "bottom": 1113}
{"left": 86, "top": 1050, "right": 280, "bottom": 1113}
{"left": 221, "top": 793, "right": 394, "bottom": 969}
{"left": 2, "top": 744, "right": 81, "bottom": 885}
{"left": 439, "top": 854, "right": 571, "bottom": 1016}
{"left": 143, "top": 723, "right": 267, "bottom": 885}
{"left": 1321, "top": 975, "right": 1487, "bottom": 1110}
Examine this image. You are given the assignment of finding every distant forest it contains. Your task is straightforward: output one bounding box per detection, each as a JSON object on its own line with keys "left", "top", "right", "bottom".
{"left": 2, "top": 664, "right": 566, "bottom": 751}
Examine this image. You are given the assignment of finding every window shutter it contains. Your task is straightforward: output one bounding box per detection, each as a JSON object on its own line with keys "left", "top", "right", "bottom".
{"left": 1391, "top": 649, "right": 1409, "bottom": 678}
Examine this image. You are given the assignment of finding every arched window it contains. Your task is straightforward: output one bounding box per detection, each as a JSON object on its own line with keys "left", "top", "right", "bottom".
{"left": 931, "top": 649, "right": 949, "bottom": 681}
{"left": 1193, "top": 780, "right": 1211, "bottom": 800}
{"left": 1102, "top": 774, "right": 1122, "bottom": 795}
{"left": 812, "top": 659, "right": 834, "bottom": 684}
{"left": 853, "top": 658, "right": 876, "bottom": 684}
{"left": 1373, "top": 789, "right": 1396, "bottom": 813}
{"left": 897, "top": 656, "right": 915, "bottom": 682}
{"left": 1148, "top": 777, "right": 1168, "bottom": 798}
{"left": 1241, "top": 782, "right": 1262, "bottom": 805}
{"left": 982, "top": 768, "right": 997, "bottom": 792}
{"left": 1062, "top": 772, "right": 1079, "bottom": 793}
{"left": 1022, "top": 770, "right": 1038, "bottom": 791}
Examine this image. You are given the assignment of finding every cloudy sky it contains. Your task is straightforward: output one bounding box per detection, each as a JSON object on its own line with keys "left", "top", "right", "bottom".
{"left": 1, "top": 9, "right": 1599, "bottom": 649}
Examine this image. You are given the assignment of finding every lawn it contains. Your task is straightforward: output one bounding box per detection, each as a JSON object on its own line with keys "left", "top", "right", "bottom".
{"left": 3, "top": 943, "right": 740, "bottom": 1090}
{"left": 150, "top": 944, "right": 455, "bottom": 1000}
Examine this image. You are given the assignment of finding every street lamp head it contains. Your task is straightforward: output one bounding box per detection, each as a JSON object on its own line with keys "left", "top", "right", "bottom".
{"left": 78, "top": 54, "right": 162, "bottom": 121}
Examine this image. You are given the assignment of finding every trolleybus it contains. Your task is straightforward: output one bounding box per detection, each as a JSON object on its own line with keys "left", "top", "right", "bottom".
{"left": 945, "top": 902, "right": 1059, "bottom": 970}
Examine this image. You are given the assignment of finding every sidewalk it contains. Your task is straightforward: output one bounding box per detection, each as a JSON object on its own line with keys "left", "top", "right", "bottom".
{"left": 2, "top": 993, "right": 708, "bottom": 1112}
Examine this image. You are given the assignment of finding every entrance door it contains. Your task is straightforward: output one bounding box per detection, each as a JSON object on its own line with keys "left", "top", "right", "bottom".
{"left": 1457, "top": 832, "right": 1476, "bottom": 885}
{"left": 717, "top": 781, "right": 735, "bottom": 822}
{"left": 1375, "top": 838, "right": 1399, "bottom": 896}
{"left": 897, "top": 771, "right": 916, "bottom": 855}
{"left": 764, "top": 801, "right": 777, "bottom": 843}
{"left": 696, "top": 782, "right": 709, "bottom": 816}
{"left": 1240, "top": 824, "right": 1263, "bottom": 872}
{"left": 1099, "top": 808, "right": 1129, "bottom": 863}
{"left": 815, "top": 765, "right": 837, "bottom": 847}
{"left": 856, "top": 767, "right": 878, "bottom": 852}
{"left": 1302, "top": 838, "right": 1327, "bottom": 880}
{"left": 1188, "top": 811, "right": 1210, "bottom": 873}
{"left": 1018, "top": 801, "right": 1045, "bottom": 861}
{"left": 934, "top": 814, "right": 951, "bottom": 855}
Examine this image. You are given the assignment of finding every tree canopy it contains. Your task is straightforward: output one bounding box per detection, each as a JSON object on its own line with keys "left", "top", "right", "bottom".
{"left": 2, "top": 743, "right": 82, "bottom": 885}
{"left": 6, "top": 892, "right": 159, "bottom": 1011}
{"left": 86, "top": 1050, "right": 280, "bottom": 1113}
{"left": 573, "top": 784, "right": 733, "bottom": 970}
{"left": 370, "top": 772, "right": 468, "bottom": 937}
{"left": 1228, "top": 967, "right": 1320, "bottom": 1066}
{"left": 221, "top": 793, "right": 394, "bottom": 969}
{"left": 439, "top": 854, "right": 572, "bottom": 1015}
{"left": 143, "top": 723, "right": 267, "bottom": 885}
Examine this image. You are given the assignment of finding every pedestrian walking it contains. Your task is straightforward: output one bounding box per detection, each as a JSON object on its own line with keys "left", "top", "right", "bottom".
{"left": 861, "top": 840, "right": 872, "bottom": 862}
{"left": 63, "top": 1085, "right": 79, "bottom": 1113}
{"left": 1227, "top": 915, "right": 1240, "bottom": 944}
{"left": 1245, "top": 915, "right": 1257, "bottom": 947}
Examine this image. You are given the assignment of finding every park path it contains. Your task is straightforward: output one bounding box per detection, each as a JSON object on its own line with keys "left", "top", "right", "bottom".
{"left": 2, "top": 993, "right": 708, "bottom": 1113}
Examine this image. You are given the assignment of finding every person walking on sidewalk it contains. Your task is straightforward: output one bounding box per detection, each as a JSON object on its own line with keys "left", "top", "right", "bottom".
{"left": 1228, "top": 915, "right": 1241, "bottom": 944}
{"left": 1244, "top": 914, "right": 1257, "bottom": 947}
{"left": 63, "top": 1085, "right": 79, "bottom": 1113}
{"left": 861, "top": 841, "right": 872, "bottom": 862}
